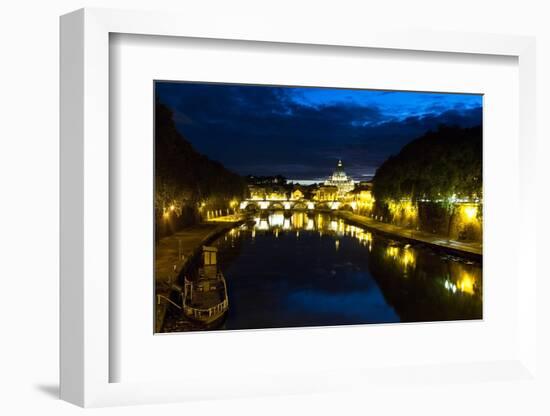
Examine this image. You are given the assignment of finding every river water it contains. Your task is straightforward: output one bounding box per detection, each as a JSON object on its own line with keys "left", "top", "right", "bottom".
{"left": 162, "top": 211, "right": 482, "bottom": 332}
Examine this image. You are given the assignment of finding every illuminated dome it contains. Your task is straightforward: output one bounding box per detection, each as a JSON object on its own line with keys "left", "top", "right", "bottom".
{"left": 324, "top": 160, "right": 355, "bottom": 197}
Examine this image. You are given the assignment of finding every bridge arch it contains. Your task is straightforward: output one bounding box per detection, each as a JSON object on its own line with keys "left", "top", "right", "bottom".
{"left": 270, "top": 201, "right": 285, "bottom": 210}
{"left": 316, "top": 201, "right": 331, "bottom": 210}
{"left": 340, "top": 203, "right": 355, "bottom": 212}
{"left": 243, "top": 201, "right": 260, "bottom": 212}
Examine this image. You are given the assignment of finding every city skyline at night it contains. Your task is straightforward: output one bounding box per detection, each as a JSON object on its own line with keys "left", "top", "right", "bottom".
{"left": 156, "top": 82, "right": 482, "bottom": 181}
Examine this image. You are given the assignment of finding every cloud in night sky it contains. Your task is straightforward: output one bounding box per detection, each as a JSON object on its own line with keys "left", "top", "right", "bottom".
{"left": 155, "top": 82, "right": 482, "bottom": 181}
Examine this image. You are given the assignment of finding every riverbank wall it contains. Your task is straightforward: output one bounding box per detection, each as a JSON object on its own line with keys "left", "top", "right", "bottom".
{"left": 336, "top": 211, "right": 482, "bottom": 260}
{"left": 373, "top": 201, "right": 482, "bottom": 243}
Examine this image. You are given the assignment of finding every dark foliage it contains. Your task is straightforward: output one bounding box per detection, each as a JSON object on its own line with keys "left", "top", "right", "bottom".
{"left": 372, "top": 125, "right": 482, "bottom": 203}
{"left": 155, "top": 100, "right": 246, "bottom": 237}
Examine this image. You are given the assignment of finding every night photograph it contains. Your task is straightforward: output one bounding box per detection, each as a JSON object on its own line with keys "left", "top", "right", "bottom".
{"left": 154, "top": 81, "right": 483, "bottom": 333}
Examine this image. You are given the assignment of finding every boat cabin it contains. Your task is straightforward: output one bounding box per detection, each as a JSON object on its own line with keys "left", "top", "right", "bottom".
{"left": 201, "top": 245, "right": 218, "bottom": 279}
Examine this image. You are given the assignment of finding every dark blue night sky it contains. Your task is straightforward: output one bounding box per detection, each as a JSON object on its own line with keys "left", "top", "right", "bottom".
{"left": 156, "top": 82, "right": 482, "bottom": 182}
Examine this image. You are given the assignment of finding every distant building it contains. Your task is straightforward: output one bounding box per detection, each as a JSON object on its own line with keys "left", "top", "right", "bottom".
{"left": 313, "top": 185, "right": 338, "bottom": 202}
{"left": 324, "top": 160, "right": 355, "bottom": 197}
{"left": 247, "top": 184, "right": 287, "bottom": 200}
{"left": 290, "top": 188, "right": 304, "bottom": 200}
{"left": 247, "top": 185, "right": 266, "bottom": 200}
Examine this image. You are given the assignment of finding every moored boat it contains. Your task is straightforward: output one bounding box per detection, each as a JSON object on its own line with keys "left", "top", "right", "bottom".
{"left": 182, "top": 246, "right": 229, "bottom": 325}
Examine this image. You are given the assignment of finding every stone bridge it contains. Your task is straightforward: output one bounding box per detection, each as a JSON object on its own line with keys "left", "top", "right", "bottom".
{"left": 239, "top": 199, "right": 343, "bottom": 212}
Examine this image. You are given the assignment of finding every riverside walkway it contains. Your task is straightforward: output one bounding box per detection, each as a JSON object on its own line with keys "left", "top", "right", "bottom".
{"left": 155, "top": 215, "right": 244, "bottom": 332}
{"left": 336, "top": 211, "right": 482, "bottom": 259}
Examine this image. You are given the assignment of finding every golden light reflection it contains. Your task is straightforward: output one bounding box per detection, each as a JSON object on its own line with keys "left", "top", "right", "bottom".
{"left": 283, "top": 218, "right": 291, "bottom": 230}
{"left": 234, "top": 212, "right": 481, "bottom": 302}
{"left": 456, "top": 272, "right": 475, "bottom": 294}
{"left": 386, "top": 246, "right": 399, "bottom": 258}
{"left": 401, "top": 249, "right": 415, "bottom": 268}
{"left": 292, "top": 212, "right": 304, "bottom": 229}
{"left": 245, "top": 212, "right": 374, "bottom": 252}
{"left": 258, "top": 219, "right": 269, "bottom": 231}
{"left": 270, "top": 213, "right": 284, "bottom": 227}
{"left": 444, "top": 262, "right": 481, "bottom": 296}
{"left": 385, "top": 245, "right": 417, "bottom": 272}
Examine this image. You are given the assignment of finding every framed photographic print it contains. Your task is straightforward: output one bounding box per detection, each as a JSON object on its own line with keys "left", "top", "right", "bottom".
{"left": 60, "top": 7, "right": 538, "bottom": 408}
{"left": 153, "top": 81, "right": 483, "bottom": 334}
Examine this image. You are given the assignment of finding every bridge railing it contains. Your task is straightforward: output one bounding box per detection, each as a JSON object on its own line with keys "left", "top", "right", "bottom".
{"left": 240, "top": 199, "right": 340, "bottom": 210}
{"left": 182, "top": 298, "right": 229, "bottom": 320}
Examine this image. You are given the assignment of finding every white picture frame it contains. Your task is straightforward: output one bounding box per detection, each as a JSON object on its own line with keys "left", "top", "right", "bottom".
{"left": 60, "top": 7, "right": 538, "bottom": 407}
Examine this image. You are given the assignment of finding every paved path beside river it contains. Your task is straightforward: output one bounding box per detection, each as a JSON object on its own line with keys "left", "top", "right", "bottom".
{"left": 337, "top": 211, "right": 482, "bottom": 258}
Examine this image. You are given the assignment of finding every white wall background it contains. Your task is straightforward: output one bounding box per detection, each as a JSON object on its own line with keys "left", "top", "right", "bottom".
{"left": 0, "top": 1, "right": 548, "bottom": 415}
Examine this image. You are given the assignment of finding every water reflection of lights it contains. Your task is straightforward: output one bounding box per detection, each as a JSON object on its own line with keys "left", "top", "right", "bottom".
{"left": 247, "top": 212, "right": 376, "bottom": 248}
{"left": 401, "top": 250, "right": 415, "bottom": 267}
{"left": 292, "top": 213, "right": 304, "bottom": 229}
{"left": 443, "top": 266, "right": 479, "bottom": 296}
{"left": 338, "top": 220, "right": 345, "bottom": 233}
{"left": 316, "top": 214, "right": 324, "bottom": 229}
{"left": 257, "top": 219, "right": 269, "bottom": 231}
{"left": 444, "top": 280, "right": 458, "bottom": 293}
{"left": 230, "top": 213, "right": 480, "bottom": 303}
{"left": 270, "top": 213, "right": 285, "bottom": 227}
{"left": 457, "top": 272, "right": 475, "bottom": 294}
{"left": 283, "top": 218, "right": 291, "bottom": 230}
{"left": 385, "top": 245, "right": 417, "bottom": 271}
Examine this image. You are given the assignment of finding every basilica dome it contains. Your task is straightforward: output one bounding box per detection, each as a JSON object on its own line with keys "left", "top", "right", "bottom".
{"left": 324, "top": 160, "right": 355, "bottom": 197}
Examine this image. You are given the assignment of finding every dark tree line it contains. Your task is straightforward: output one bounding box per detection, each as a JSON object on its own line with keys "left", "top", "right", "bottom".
{"left": 155, "top": 100, "right": 246, "bottom": 239}
{"left": 372, "top": 125, "right": 482, "bottom": 203}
